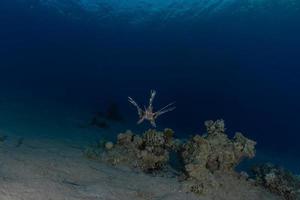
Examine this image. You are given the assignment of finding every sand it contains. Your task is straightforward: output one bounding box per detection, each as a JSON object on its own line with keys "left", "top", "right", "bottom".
{"left": 0, "top": 134, "right": 283, "bottom": 200}
{"left": 0, "top": 135, "right": 198, "bottom": 200}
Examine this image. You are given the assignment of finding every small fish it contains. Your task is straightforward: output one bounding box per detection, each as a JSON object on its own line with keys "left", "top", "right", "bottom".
{"left": 128, "top": 90, "right": 175, "bottom": 127}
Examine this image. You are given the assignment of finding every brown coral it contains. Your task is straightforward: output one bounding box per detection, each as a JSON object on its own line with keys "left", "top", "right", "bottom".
{"left": 180, "top": 119, "right": 256, "bottom": 194}
{"left": 252, "top": 163, "right": 300, "bottom": 200}
{"left": 205, "top": 119, "right": 226, "bottom": 135}
{"left": 100, "top": 128, "right": 178, "bottom": 173}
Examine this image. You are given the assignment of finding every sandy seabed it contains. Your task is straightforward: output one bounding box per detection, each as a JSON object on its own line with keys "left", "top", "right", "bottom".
{"left": 0, "top": 133, "right": 282, "bottom": 200}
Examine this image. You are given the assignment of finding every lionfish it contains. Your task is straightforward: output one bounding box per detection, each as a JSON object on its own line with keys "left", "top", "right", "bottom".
{"left": 128, "top": 90, "right": 175, "bottom": 127}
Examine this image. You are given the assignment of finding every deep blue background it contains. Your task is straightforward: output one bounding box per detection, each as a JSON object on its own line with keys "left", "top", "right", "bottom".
{"left": 1, "top": 1, "right": 300, "bottom": 158}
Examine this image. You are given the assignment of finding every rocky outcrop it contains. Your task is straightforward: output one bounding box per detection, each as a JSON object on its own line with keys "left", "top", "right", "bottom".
{"left": 180, "top": 119, "right": 256, "bottom": 194}
{"left": 100, "top": 129, "right": 180, "bottom": 172}
{"left": 252, "top": 163, "right": 300, "bottom": 200}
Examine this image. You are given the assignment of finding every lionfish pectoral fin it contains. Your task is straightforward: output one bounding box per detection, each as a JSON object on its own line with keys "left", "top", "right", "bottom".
{"left": 137, "top": 117, "right": 145, "bottom": 124}
{"left": 155, "top": 102, "right": 176, "bottom": 118}
{"left": 129, "top": 96, "right": 144, "bottom": 117}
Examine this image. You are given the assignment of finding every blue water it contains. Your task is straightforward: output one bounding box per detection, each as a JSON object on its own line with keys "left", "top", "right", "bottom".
{"left": 1, "top": 0, "right": 300, "bottom": 172}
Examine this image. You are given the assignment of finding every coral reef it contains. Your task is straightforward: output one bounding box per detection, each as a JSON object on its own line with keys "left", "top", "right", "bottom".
{"left": 252, "top": 163, "right": 300, "bottom": 200}
{"left": 180, "top": 119, "right": 256, "bottom": 194}
{"left": 100, "top": 129, "right": 180, "bottom": 172}
{"left": 86, "top": 119, "right": 278, "bottom": 198}
{"left": 128, "top": 90, "right": 175, "bottom": 127}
